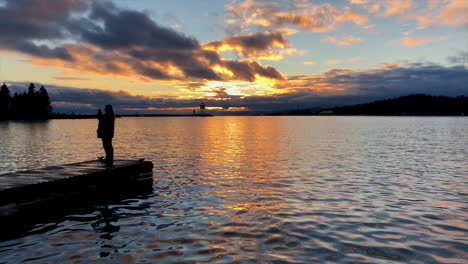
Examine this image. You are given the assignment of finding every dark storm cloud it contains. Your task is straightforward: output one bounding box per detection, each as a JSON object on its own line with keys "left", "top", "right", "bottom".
{"left": 132, "top": 63, "right": 172, "bottom": 80}
{"left": 0, "top": 0, "right": 87, "bottom": 60}
{"left": 5, "top": 0, "right": 87, "bottom": 21}
{"left": 127, "top": 48, "right": 222, "bottom": 80}
{"left": 1, "top": 0, "right": 285, "bottom": 82}
{"left": 66, "top": 2, "right": 280, "bottom": 81}
{"left": 223, "top": 60, "right": 285, "bottom": 81}
{"left": 14, "top": 41, "right": 73, "bottom": 60}
{"left": 332, "top": 64, "right": 467, "bottom": 97}
{"left": 68, "top": 1, "right": 200, "bottom": 50}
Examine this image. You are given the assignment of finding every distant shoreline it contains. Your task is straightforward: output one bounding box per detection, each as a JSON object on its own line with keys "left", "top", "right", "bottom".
{"left": 1, "top": 113, "right": 466, "bottom": 120}
{"left": 47, "top": 113, "right": 214, "bottom": 119}
{"left": 1, "top": 94, "right": 465, "bottom": 120}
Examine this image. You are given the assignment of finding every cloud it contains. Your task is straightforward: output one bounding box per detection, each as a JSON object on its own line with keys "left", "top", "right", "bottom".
{"left": 52, "top": 76, "right": 90, "bottom": 81}
{"left": 204, "top": 32, "right": 286, "bottom": 53}
{"left": 68, "top": 1, "right": 200, "bottom": 50}
{"left": 438, "top": 0, "right": 468, "bottom": 26}
{"left": 221, "top": 60, "right": 284, "bottom": 82}
{"left": 447, "top": 50, "right": 468, "bottom": 65}
{"left": 348, "top": 57, "right": 362, "bottom": 62}
{"left": 225, "top": 1, "right": 369, "bottom": 32}
{"left": 272, "top": 63, "right": 468, "bottom": 107}
{"left": 400, "top": 36, "right": 432, "bottom": 47}
{"left": 349, "top": 0, "right": 369, "bottom": 4}
{"left": 0, "top": 0, "right": 86, "bottom": 60}
{"left": 5, "top": 58, "right": 466, "bottom": 113}
{"left": 304, "top": 61, "right": 316, "bottom": 65}
{"left": 350, "top": 0, "right": 467, "bottom": 28}
{"left": 321, "top": 35, "right": 364, "bottom": 46}
{"left": 326, "top": 60, "right": 342, "bottom": 65}
{"left": 349, "top": 0, "right": 414, "bottom": 17}
{"left": 417, "top": 0, "right": 468, "bottom": 28}
{"left": 203, "top": 31, "right": 303, "bottom": 61}
{"left": 381, "top": 0, "right": 413, "bottom": 17}
{"left": 2, "top": 0, "right": 285, "bottom": 84}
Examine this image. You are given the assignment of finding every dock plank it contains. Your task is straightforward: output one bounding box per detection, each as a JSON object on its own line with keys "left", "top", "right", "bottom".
{"left": 0, "top": 159, "right": 152, "bottom": 192}
{"left": 0, "top": 159, "right": 154, "bottom": 217}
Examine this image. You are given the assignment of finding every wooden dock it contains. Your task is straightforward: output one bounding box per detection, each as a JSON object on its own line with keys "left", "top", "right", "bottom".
{"left": 0, "top": 159, "right": 153, "bottom": 217}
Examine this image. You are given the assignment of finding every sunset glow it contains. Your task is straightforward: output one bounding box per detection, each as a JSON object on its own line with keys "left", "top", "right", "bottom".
{"left": 0, "top": 0, "right": 466, "bottom": 113}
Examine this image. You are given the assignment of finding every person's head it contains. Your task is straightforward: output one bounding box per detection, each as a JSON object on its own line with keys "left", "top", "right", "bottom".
{"left": 105, "top": 105, "right": 114, "bottom": 116}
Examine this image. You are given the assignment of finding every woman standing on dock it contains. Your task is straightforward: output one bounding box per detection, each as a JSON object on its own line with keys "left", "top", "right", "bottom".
{"left": 98, "top": 105, "right": 115, "bottom": 166}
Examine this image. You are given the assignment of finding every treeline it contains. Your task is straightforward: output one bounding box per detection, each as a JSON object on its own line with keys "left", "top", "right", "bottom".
{"left": 325, "top": 94, "right": 467, "bottom": 116}
{"left": 267, "top": 94, "right": 467, "bottom": 116}
{"left": 0, "top": 83, "right": 52, "bottom": 120}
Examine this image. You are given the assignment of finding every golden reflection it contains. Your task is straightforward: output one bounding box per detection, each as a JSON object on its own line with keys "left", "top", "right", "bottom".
{"left": 191, "top": 117, "right": 291, "bottom": 218}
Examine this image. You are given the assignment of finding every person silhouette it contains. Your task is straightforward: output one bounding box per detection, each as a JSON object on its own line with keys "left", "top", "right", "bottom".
{"left": 98, "top": 105, "right": 115, "bottom": 166}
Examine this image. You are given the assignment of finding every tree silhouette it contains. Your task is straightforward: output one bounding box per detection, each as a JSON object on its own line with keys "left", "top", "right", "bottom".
{"left": 0, "top": 83, "right": 11, "bottom": 119}
{"left": 0, "top": 83, "right": 53, "bottom": 120}
{"left": 38, "top": 85, "right": 52, "bottom": 118}
{"left": 26, "top": 83, "right": 37, "bottom": 118}
{"left": 325, "top": 94, "right": 468, "bottom": 116}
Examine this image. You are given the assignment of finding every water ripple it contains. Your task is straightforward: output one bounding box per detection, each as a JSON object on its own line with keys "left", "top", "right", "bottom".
{"left": 0, "top": 117, "right": 467, "bottom": 263}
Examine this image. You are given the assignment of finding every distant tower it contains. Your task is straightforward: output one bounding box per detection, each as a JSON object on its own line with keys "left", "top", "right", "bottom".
{"left": 200, "top": 102, "right": 206, "bottom": 115}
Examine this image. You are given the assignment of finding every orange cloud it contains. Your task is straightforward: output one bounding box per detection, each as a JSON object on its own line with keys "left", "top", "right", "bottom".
{"left": 416, "top": 0, "right": 468, "bottom": 28}
{"left": 438, "top": 0, "right": 468, "bottom": 26}
{"left": 350, "top": 0, "right": 369, "bottom": 4}
{"left": 326, "top": 60, "right": 342, "bottom": 65}
{"left": 304, "top": 61, "right": 316, "bottom": 65}
{"left": 401, "top": 36, "right": 432, "bottom": 47}
{"left": 439, "top": 36, "right": 449, "bottom": 41}
{"left": 350, "top": 0, "right": 414, "bottom": 17}
{"left": 22, "top": 42, "right": 286, "bottom": 88}
{"left": 203, "top": 32, "right": 303, "bottom": 61}
{"left": 383, "top": 0, "right": 414, "bottom": 17}
{"left": 348, "top": 57, "right": 362, "bottom": 62}
{"left": 365, "top": 0, "right": 465, "bottom": 30}
{"left": 380, "top": 62, "right": 399, "bottom": 68}
{"left": 226, "top": 1, "right": 369, "bottom": 32}
{"left": 336, "top": 9, "right": 369, "bottom": 25}
{"left": 321, "top": 35, "right": 364, "bottom": 46}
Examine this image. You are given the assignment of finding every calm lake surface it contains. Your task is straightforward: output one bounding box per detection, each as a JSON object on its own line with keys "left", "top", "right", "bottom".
{"left": 0, "top": 116, "right": 467, "bottom": 263}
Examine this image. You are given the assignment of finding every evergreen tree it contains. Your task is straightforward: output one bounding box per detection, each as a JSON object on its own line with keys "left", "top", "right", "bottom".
{"left": 28, "top": 83, "right": 35, "bottom": 95}
{"left": 0, "top": 83, "right": 11, "bottom": 119}
{"left": 6, "top": 83, "right": 53, "bottom": 120}
{"left": 12, "top": 92, "right": 28, "bottom": 119}
{"left": 38, "top": 85, "right": 52, "bottom": 118}
{"left": 11, "top": 93, "right": 21, "bottom": 119}
{"left": 26, "top": 83, "right": 38, "bottom": 118}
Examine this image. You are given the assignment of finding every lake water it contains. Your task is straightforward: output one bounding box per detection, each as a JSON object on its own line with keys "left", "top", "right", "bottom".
{"left": 0, "top": 116, "right": 467, "bottom": 263}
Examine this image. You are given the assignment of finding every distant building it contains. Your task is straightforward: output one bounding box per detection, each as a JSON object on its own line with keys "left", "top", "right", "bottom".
{"left": 200, "top": 103, "right": 206, "bottom": 114}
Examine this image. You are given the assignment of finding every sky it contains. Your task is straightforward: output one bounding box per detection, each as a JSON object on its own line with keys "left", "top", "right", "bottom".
{"left": 0, "top": 0, "right": 467, "bottom": 114}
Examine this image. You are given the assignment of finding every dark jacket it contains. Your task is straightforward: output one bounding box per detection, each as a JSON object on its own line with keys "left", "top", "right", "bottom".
{"left": 98, "top": 115, "right": 114, "bottom": 138}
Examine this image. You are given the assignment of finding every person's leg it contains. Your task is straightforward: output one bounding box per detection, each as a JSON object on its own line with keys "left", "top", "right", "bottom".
{"left": 101, "top": 138, "right": 107, "bottom": 163}
{"left": 107, "top": 139, "right": 114, "bottom": 166}
{"left": 102, "top": 137, "right": 114, "bottom": 166}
